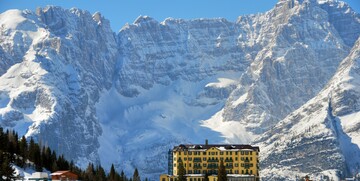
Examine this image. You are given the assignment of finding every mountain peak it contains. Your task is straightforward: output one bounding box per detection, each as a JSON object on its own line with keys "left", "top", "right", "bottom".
{"left": 133, "top": 15, "right": 158, "bottom": 25}
{"left": 0, "top": 9, "right": 28, "bottom": 30}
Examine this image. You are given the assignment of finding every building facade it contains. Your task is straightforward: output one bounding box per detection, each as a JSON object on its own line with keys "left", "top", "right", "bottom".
{"left": 161, "top": 141, "right": 260, "bottom": 181}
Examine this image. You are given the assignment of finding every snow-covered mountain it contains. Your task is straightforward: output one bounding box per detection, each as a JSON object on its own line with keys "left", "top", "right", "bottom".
{"left": 256, "top": 37, "right": 360, "bottom": 180}
{"left": 0, "top": 0, "right": 359, "bottom": 180}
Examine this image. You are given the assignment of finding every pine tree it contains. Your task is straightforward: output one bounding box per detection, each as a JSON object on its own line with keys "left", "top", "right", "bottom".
{"left": 50, "top": 150, "right": 57, "bottom": 172}
{"left": 33, "top": 143, "right": 42, "bottom": 171}
{"left": 120, "top": 170, "right": 126, "bottom": 181}
{"left": 133, "top": 168, "right": 140, "bottom": 181}
{"left": 18, "top": 136, "right": 27, "bottom": 167}
{"left": 217, "top": 160, "right": 227, "bottom": 181}
{"left": 177, "top": 161, "right": 186, "bottom": 181}
{"left": 109, "top": 164, "right": 116, "bottom": 181}
{"left": 0, "top": 127, "right": 4, "bottom": 150}
{"left": 0, "top": 150, "right": 15, "bottom": 181}
{"left": 43, "top": 147, "right": 52, "bottom": 171}
{"left": 95, "top": 165, "right": 107, "bottom": 181}
{"left": 85, "top": 163, "right": 95, "bottom": 181}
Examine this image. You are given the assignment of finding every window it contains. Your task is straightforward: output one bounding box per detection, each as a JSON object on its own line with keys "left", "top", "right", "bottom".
{"left": 203, "top": 152, "right": 206, "bottom": 155}
{"left": 242, "top": 170, "right": 244, "bottom": 174}
{"left": 203, "top": 157, "right": 206, "bottom": 161}
{"left": 162, "top": 178, "right": 165, "bottom": 181}
{"left": 235, "top": 170, "right": 239, "bottom": 174}
{"left": 194, "top": 152, "right": 198, "bottom": 155}
{"left": 230, "top": 152, "right": 232, "bottom": 155}
{"left": 250, "top": 170, "right": 253, "bottom": 174}
{"left": 220, "top": 152, "right": 224, "bottom": 155}
{"left": 203, "top": 163, "right": 206, "bottom": 167}
{"left": 235, "top": 157, "right": 238, "bottom": 161}
{"left": 184, "top": 152, "right": 187, "bottom": 155}
{"left": 226, "top": 152, "right": 228, "bottom": 155}
{"left": 179, "top": 152, "right": 181, "bottom": 155}
{"left": 245, "top": 151, "right": 249, "bottom": 155}
{"left": 189, "top": 152, "right": 192, "bottom": 155}
{"left": 174, "top": 164, "right": 176, "bottom": 167}
{"left": 235, "top": 163, "right": 238, "bottom": 167}
{"left": 190, "top": 163, "right": 192, "bottom": 167}
{"left": 189, "top": 158, "right": 192, "bottom": 161}
{"left": 241, "top": 151, "right": 244, "bottom": 155}
{"left": 250, "top": 151, "right": 253, "bottom": 155}
{"left": 250, "top": 157, "right": 252, "bottom": 161}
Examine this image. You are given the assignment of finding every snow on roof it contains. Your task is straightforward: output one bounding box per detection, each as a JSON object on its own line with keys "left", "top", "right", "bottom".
{"left": 185, "top": 174, "right": 204, "bottom": 177}
{"left": 173, "top": 144, "right": 259, "bottom": 152}
{"left": 50, "top": 170, "right": 70, "bottom": 175}
{"left": 227, "top": 174, "right": 255, "bottom": 177}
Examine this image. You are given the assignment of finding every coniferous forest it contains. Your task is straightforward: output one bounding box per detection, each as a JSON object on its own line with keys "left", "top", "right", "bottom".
{"left": 0, "top": 127, "right": 144, "bottom": 181}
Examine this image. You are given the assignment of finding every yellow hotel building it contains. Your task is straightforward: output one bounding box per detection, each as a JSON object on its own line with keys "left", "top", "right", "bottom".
{"left": 160, "top": 141, "right": 260, "bottom": 181}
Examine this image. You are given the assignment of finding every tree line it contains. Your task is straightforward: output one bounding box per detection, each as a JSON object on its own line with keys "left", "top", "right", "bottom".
{"left": 0, "top": 127, "right": 145, "bottom": 181}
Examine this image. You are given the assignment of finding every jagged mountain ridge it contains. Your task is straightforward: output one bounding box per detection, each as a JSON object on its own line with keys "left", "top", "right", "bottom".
{"left": 0, "top": 0, "right": 359, "bottom": 179}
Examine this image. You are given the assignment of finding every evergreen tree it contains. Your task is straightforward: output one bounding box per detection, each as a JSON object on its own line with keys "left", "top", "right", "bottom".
{"left": 95, "top": 165, "right": 107, "bottom": 181}
{"left": 0, "top": 127, "right": 4, "bottom": 149}
{"left": 18, "top": 136, "right": 27, "bottom": 167}
{"left": 0, "top": 150, "right": 15, "bottom": 181}
{"left": 109, "top": 164, "right": 116, "bottom": 181}
{"left": 217, "top": 160, "right": 227, "bottom": 181}
{"left": 85, "top": 163, "right": 95, "bottom": 181}
{"left": 50, "top": 150, "right": 57, "bottom": 171}
{"left": 43, "top": 147, "right": 52, "bottom": 171}
{"left": 177, "top": 161, "right": 186, "bottom": 181}
{"left": 120, "top": 170, "right": 126, "bottom": 181}
{"left": 51, "top": 161, "right": 58, "bottom": 172}
{"left": 133, "top": 168, "right": 140, "bottom": 181}
{"left": 33, "top": 143, "right": 42, "bottom": 171}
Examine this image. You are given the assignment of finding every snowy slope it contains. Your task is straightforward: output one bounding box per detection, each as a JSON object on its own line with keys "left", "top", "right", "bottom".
{"left": 256, "top": 37, "right": 360, "bottom": 180}
{"left": 0, "top": 6, "right": 118, "bottom": 168}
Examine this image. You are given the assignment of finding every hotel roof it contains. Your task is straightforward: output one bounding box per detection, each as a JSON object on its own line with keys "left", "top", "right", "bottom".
{"left": 172, "top": 144, "right": 260, "bottom": 152}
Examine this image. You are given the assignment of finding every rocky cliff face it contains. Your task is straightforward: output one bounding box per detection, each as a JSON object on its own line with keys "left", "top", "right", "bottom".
{"left": 222, "top": 0, "right": 350, "bottom": 134}
{"left": 0, "top": 0, "right": 359, "bottom": 179}
{"left": 0, "top": 6, "right": 118, "bottom": 166}
{"left": 256, "top": 37, "right": 360, "bottom": 180}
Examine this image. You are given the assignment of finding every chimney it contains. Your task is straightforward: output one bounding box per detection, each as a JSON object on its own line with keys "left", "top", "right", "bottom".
{"left": 205, "top": 139, "right": 208, "bottom": 145}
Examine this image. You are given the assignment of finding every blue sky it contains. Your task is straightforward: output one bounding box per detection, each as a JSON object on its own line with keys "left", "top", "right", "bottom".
{"left": 0, "top": 0, "right": 359, "bottom": 32}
